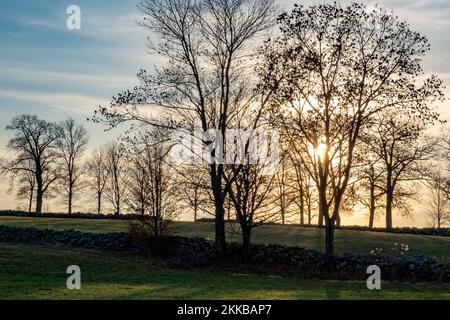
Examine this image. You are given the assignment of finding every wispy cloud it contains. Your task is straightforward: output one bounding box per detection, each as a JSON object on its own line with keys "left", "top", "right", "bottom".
{"left": 0, "top": 88, "right": 107, "bottom": 114}
{"left": 0, "top": 65, "right": 138, "bottom": 90}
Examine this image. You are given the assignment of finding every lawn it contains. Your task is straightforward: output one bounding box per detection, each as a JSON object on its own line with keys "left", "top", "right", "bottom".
{"left": 1, "top": 216, "right": 449, "bottom": 262}
{"left": 0, "top": 243, "right": 449, "bottom": 300}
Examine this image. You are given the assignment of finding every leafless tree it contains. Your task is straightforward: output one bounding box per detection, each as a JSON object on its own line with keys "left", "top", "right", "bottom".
{"left": 367, "top": 111, "right": 438, "bottom": 230}
{"left": 127, "top": 128, "right": 178, "bottom": 237}
{"left": 93, "top": 0, "right": 277, "bottom": 252}
{"left": 2, "top": 115, "right": 61, "bottom": 213}
{"left": 86, "top": 147, "right": 110, "bottom": 214}
{"left": 227, "top": 152, "right": 278, "bottom": 257}
{"left": 288, "top": 149, "right": 318, "bottom": 225}
{"left": 424, "top": 169, "right": 450, "bottom": 228}
{"left": 350, "top": 145, "right": 386, "bottom": 229}
{"left": 105, "top": 142, "right": 128, "bottom": 216}
{"left": 176, "top": 165, "right": 214, "bottom": 222}
{"left": 272, "top": 157, "right": 296, "bottom": 225}
{"left": 5, "top": 160, "right": 36, "bottom": 212}
{"left": 259, "top": 3, "right": 443, "bottom": 268}
{"left": 56, "top": 118, "right": 89, "bottom": 214}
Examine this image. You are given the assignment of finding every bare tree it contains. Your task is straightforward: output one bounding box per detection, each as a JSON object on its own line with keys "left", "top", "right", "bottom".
{"left": 86, "top": 147, "right": 110, "bottom": 214}
{"left": 4, "top": 160, "right": 36, "bottom": 212}
{"left": 350, "top": 146, "right": 386, "bottom": 229}
{"left": 367, "top": 111, "right": 437, "bottom": 230}
{"left": 227, "top": 150, "right": 278, "bottom": 257}
{"left": 177, "top": 165, "right": 214, "bottom": 222}
{"left": 93, "top": 0, "right": 277, "bottom": 252}
{"left": 259, "top": 3, "right": 443, "bottom": 268}
{"left": 2, "top": 115, "right": 61, "bottom": 213}
{"left": 127, "top": 128, "right": 178, "bottom": 237}
{"left": 425, "top": 169, "right": 450, "bottom": 228}
{"left": 17, "top": 171, "right": 36, "bottom": 213}
{"left": 273, "top": 157, "right": 296, "bottom": 225}
{"left": 288, "top": 149, "right": 318, "bottom": 225}
{"left": 56, "top": 118, "right": 89, "bottom": 214}
{"left": 105, "top": 142, "right": 128, "bottom": 216}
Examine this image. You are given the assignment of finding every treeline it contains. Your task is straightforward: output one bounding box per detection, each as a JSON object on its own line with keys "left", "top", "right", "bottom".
{"left": 2, "top": 1, "right": 450, "bottom": 268}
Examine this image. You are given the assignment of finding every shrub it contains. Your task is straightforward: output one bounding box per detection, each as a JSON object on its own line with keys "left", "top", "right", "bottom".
{"left": 128, "top": 215, "right": 173, "bottom": 254}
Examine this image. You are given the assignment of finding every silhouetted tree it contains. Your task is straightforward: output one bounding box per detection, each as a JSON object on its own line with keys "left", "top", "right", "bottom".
{"left": 2, "top": 115, "right": 61, "bottom": 213}
{"left": 5, "top": 160, "right": 36, "bottom": 212}
{"left": 177, "top": 165, "right": 213, "bottom": 222}
{"left": 105, "top": 142, "right": 128, "bottom": 216}
{"left": 367, "top": 111, "right": 437, "bottom": 230}
{"left": 127, "top": 128, "right": 178, "bottom": 237}
{"left": 92, "top": 0, "right": 277, "bottom": 253}
{"left": 350, "top": 146, "right": 385, "bottom": 229}
{"left": 86, "top": 147, "right": 110, "bottom": 214}
{"left": 425, "top": 169, "right": 450, "bottom": 228}
{"left": 259, "top": 3, "right": 443, "bottom": 268}
{"left": 56, "top": 118, "right": 89, "bottom": 214}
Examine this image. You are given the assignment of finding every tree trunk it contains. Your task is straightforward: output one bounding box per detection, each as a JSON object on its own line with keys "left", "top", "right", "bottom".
{"left": 325, "top": 216, "right": 336, "bottom": 272}
{"left": 215, "top": 204, "right": 226, "bottom": 253}
{"left": 318, "top": 201, "right": 324, "bottom": 226}
{"left": 386, "top": 189, "right": 393, "bottom": 231}
{"left": 154, "top": 215, "right": 159, "bottom": 238}
{"left": 335, "top": 214, "right": 341, "bottom": 227}
{"left": 368, "top": 184, "right": 376, "bottom": 229}
{"left": 68, "top": 185, "right": 73, "bottom": 214}
{"left": 368, "top": 207, "right": 375, "bottom": 229}
{"left": 97, "top": 192, "right": 102, "bottom": 214}
{"left": 299, "top": 192, "right": 305, "bottom": 226}
{"left": 385, "top": 169, "right": 393, "bottom": 231}
{"left": 193, "top": 190, "right": 198, "bottom": 222}
{"left": 242, "top": 226, "right": 251, "bottom": 260}
{"left": 28, "top": 190, "right": 33, "bottom": 213}
{"left": 308, "top": 205, "right": 312, "bottom": 225}
{"left": 67, "top": 179, "right": 73, "bottom": 214}
{"left": 36, "top": 176, "right": 43, "bottom": 213}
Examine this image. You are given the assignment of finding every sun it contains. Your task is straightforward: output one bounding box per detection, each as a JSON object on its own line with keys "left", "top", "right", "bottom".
{"left": 316, "top": 143, "right": 328, "bottom": 161}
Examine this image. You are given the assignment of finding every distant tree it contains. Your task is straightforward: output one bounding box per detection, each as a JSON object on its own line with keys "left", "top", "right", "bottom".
{"left": 86, "top": 147, "right": 110, "bottom": 214}
{"left": 177, "top": 165, "right": 213, "bottom": 222}
{"left": 5, "top": 160, "right": 36, "bottom": 212}
{"left": 288, "top": 149, "right": 318, "bottom": 225}
{"left": 425, "top": 169, "right": 450, "bottom": 228}
{"left": 2, "top": 115, "right": 61, "bottom": 213}
{"left": 273, "top": 157, "right": 296, "bottom": 225}
{"left": 105, "top": 142, "right": 128, "bottom": 216}
{"left": 350, "top": 145, "right": 386, "bottom": 229}
{"left": 259, "top": 3, "right": 444, "bottom": 268}
{"left": 16, "top": 171, "right": 36, "bottom": 213}
{"left": 367, "top": 111, "right": 437, "bottom": 230}
{"left": 127, "top": 128, "right": 178, "bottom": 237}
{"left": 227, "top": 156, "right": 278, "bottom": 257}
{"left": 56, "top": 118, "right": 89, "bottom": 214}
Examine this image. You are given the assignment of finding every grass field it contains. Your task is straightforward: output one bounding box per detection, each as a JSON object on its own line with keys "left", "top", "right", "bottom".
{"left": 1, "top": 216, "right": 450, "bottom": 262}
{"left": 1, "top": 243, "right": 449, "bottom": 300}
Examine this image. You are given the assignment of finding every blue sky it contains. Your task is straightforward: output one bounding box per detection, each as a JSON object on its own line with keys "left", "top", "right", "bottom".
{"left": 0, "top": 0, "right": 449, "bottom": 225}
{"left": 0, "top": 0, "right": 154, "bottom": 153}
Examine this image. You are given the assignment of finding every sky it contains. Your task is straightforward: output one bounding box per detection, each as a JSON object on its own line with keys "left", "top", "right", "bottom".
{"left": 0, "top": 0, "right": 450, "bottom": 226}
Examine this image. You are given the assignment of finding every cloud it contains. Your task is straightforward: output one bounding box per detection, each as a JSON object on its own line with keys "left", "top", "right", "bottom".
{"left": 0, "top": 88, "right": 107, "bottom": 114}
{"left": 0, "top": 65, "right": 138, "bottom": 90}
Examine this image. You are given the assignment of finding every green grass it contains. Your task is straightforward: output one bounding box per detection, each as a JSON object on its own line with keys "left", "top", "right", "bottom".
{"left": 1, "top": 216, "right": 450, "bottom": 262}
{"left": 0, "top": 243, "right": 449, "bottom": 300}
